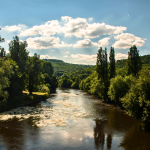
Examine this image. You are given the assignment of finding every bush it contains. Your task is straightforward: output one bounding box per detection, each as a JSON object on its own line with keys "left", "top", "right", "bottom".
{"left": 121, "top": 69, "right": 150, "bottom": 121}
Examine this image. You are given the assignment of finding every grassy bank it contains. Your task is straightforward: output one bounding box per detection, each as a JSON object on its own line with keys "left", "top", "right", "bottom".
{"left": 0, "top": 91, "right": 49, "bottom": 113}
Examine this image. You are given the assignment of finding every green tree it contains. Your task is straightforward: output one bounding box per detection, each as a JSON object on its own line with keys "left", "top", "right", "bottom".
{"left": 126, "top": 45, "right": 142, "bottom": 76}
{"left": 108, "top": 75, "right": 134, "bottom": 105}
{"left": 27, "top": 53, "right": 44, "bottom": 94}
{"left": 96, "top": 47, "right": 108, "bottom": 101}
{"left": 109, "top": 47, "right": 115, "bottom": 79}
{"left": 0, "top": 28, "right": 6, "bottom": 57}
{"left": 121, "top": 69, "right": 150, "bottom": 121}
{"left": 0, "top": 58, "right": 14, "bottom": 102}
{"left": 9, "top": 36, "right": 29, "bottom": 90}
{"left": 71, "top": 76, "right": 80, "bottom": 89}
{"left": 42, "top": 61, "right": 57, "bottom": 93}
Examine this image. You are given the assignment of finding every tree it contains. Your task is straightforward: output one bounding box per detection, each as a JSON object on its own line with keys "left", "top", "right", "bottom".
{"left": 126, "top": 45, "right": 142, "bottom": 76}
{"left": 27, "top": 53, "right": 44, "bottom": 94}
{"left": 9, "top": 36, "right": 29, "bottom": 90}
{"left": 121, "top": 69, "right": 150, "bottom": 121}
{"left": 42, "top": 61, "right": 57, "bottom": 93}
{"left": 96, "top": 47, "right": 108, "bottom": 101}
{"left": 0, "top": 58, "right": 14, "bottom": 102}
{"left": 109, "top": 47, "right": 115, "bottom": 79}
{"left": 0, "top": 28, "right": 6, "bottom": 57}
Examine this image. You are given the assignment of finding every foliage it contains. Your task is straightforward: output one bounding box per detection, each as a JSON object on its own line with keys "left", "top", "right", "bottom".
{"left": 126, "top": 45, "right": 142, "bottom": 76}
{"left": 0, "top": 58, "right": 14, "bottom": 101}
{"left": 109, "top": 47, "right": 115, "bottom": 79}
{"left": 27, "top": 53, "right": 44, "bottom": 94}
{"left": 43, "top": 59, "right": 94, "bottom": 77}
{"left": 58, "top": 74, "right": 73, "bottom": 88}
{"left": 71, "top": 77, "right": 80, "bottom": 89}
{"left": 0, "top": 28, "right": 6, "bottom": 57}
{"left": 96, "top": 47, "right": 108, "bottom": 101}
{"left": 121, "top": 69, "right": 150, "bottom": 121}
{"left": 108, "top": 75, "right": 135, "bottom": 105}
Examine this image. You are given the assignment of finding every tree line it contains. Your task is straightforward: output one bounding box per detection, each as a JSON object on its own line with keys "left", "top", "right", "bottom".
{"left": 0, "top": 32, "right": 57, "bottom": 109}
{"left": 58, "top": 45, "right": 150, "bottom": 122}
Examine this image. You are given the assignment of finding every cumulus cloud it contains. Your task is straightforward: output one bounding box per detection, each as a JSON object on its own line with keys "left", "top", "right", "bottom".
{"left": 20, "top": 20, "right": 61, "bottom": 36}
{"left": 89, "top": 17, "right": 93, "bottom": 21}
{"left": 3, "top": 24, "right": 27, "bottom": 32}
{"left": 6, "top": 16, "right": 127, "bottom": 40}
{"left": 113, "top": 33, "right": 146, "bottom": 49}
{"left": 115, "top": 53, "right": 128, "bottom": 60}
{"left": 62, "top": 17, "right": 126, "bottom": 38}
{"left": 98, "top": 37, "right": 110, "bottom": 47}
{"left": 70, "top": 54, "right": 96, "bottom": 62}
{"left": 73, "top": 39, "right": 97, "bottom": 48}
{"left": 26, "top": 36, "right": 72, "bottom": 49}
{"left": 40, "top": 55, "right": 56, "bottom": 59}
{"left": 83, "top": 23, "right": 126, "bottom": 38}
{"left": 62, "top": 16, "right": 88, "bottom": 38}
{"left": 63, "top": 55, "right": 68, "bottom": 57}
{"left": 64, "top": 51, "right": 70, "bottom": 54}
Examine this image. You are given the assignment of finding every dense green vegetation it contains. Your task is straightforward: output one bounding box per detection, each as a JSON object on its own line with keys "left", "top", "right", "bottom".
{"left": 0, "top": 33, "right": 57, "bottom": 111}
{"left": 43, "top": 59, "right": 93, "bottom": 77}
{"left": 58, "top": 46, "right": 150, "bottom": 122}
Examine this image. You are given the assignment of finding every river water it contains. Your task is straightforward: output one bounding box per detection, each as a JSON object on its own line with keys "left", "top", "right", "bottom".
{"left": 0, "top": 88, "right": 150, "bottom": 150}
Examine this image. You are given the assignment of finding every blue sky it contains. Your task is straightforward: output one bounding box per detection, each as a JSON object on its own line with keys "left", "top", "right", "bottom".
{"left": 0, "top": 0, "right": 150, "bottom": 65}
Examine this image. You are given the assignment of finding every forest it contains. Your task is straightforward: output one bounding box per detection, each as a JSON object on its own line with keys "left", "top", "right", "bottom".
{"left": 0, "top": 34, "right": 57, "bottom": 111}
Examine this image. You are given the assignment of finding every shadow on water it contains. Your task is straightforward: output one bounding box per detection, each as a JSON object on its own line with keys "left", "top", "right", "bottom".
{"left": 0, "top": 117, "right": 40, "bottom": 150}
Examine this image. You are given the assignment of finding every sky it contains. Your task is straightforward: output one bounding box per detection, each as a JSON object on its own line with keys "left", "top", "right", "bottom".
{"left": 0, "top": 0, "right": 150, "bottom": 65}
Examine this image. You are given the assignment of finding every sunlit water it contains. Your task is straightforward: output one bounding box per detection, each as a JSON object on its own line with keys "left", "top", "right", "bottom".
{"left": 0, "top": 88, "right": 150, "bottom": 150}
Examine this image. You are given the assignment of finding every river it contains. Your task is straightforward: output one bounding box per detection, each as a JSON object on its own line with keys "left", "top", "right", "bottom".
{"left": 0, "top": 88, "right": 150, "bottom": 150}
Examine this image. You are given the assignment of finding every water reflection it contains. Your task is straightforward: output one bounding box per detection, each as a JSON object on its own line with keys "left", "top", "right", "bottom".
{"left": 119, "top": 124, "right": 150, "bottom": 150}
{"left": 94, "top": 119, "right": 113, "bottom": 150}
{"left": 0, "top": 88, "right": 150, "bottom": 150}
{"left": 94, "top": 119, "right": 105, "bottom": 150}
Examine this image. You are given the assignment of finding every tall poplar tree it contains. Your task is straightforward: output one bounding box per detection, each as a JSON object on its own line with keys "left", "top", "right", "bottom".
{"left": 96, "top": 47, "right": 108, "bottom": 101}
{"left": 126, "top": 45, "right": 142, "bottom": 76}
{"left": 109, "top": 47, "right": 115, "bottom": 79}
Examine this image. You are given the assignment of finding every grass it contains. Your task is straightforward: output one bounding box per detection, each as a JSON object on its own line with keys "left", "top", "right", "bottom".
{"left": 22, "top": 91, "right": 48, "bottom": 95}
{"left": 0, "top": 91, "right": 49, "bottom": 113}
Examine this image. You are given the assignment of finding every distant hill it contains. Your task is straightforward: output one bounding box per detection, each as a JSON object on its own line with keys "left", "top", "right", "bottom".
{"left": 116, "top": 54, "right": 150, "bottom": 69}
{"left": 43, "top": 54, "right": 150, "bottom": 77}
{"left": 42, "top": 59, "right": 94, "bottom": 77}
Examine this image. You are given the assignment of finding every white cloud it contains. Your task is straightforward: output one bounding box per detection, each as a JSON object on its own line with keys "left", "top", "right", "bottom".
{"left": 62, "top": 17, "right": 126, "bottom": 38}
{"left": 113, "top": 33, "right": 146, "bottom": 49}
{"left": 40, "top": 55, "right": 56, "bottom": 59}
{"left": 26, "top": 36, "right": 72, "bottom": 49}
{"left": 84, "top": 23, "right": 127, "bottom": 38}
{"left": 63, "top": 55, "right": 68, "bottom": 57}
{"left": 70, "top": 54, "right": 96, "bottom": 62}
{"left": 62, "top": 17, "right": 88, "bottom": 38}
{"left": 115, "top": 53, "right": 128, "bottom": 60}
{"left": 61, "top": 16, "right": 72, "bottom": 22}
{"left": 89, "top": 17, "right": 93, "bottom": 21}
{"left": 3, "top": 24, "right": 27, "bottom": 32}
{"left": 64, "top": 51, "right": 70, "bottom": 54}
{"left": 6, "top": 17, "right": 127, "bottom": 40}
{"left": 20, "top": 20, "right": 61, "bottom": 36}
{"left": 98, "top": 37, "right": 110, "bottom": 47}
{"left": 73, "top": 39, "right": 97, "bottom": 48}
{"left": 51, "top": 49, "right": 55, "bottom": 52}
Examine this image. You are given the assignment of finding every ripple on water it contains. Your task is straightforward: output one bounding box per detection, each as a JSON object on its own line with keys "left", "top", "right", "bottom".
{"left": 0, "top": 96, "right": 94, "bottom": 128}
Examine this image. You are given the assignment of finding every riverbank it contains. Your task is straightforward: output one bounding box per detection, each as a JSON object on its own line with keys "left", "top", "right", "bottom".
{"left": 0, "top": 91, "right": 49, "bottom": 113}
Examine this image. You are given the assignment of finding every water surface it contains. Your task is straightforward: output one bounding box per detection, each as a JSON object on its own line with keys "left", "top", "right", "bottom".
{"left": 0, "top": 88, "right": 150, "bottom": 150}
